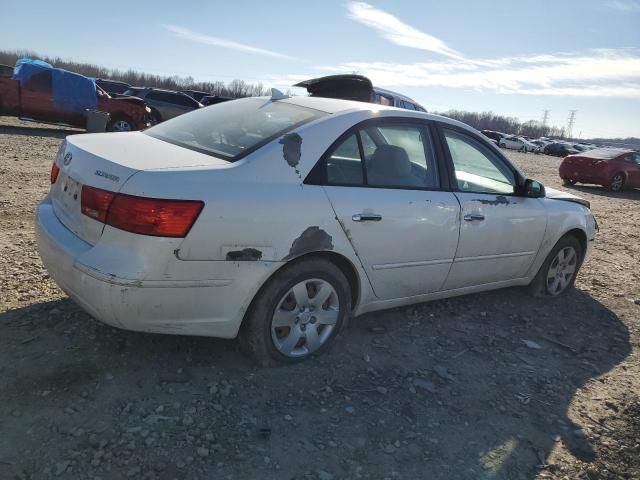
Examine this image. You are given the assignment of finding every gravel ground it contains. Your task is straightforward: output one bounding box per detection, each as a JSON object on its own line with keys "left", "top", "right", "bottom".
{"left": 1, "top": 116, "right": 638, "bottom": 480}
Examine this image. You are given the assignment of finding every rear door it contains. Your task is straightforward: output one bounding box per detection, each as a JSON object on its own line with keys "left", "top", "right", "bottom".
{"left": 315, "top": 119, "right": 461, "bottom": 300}
{"left": 438, "top": 126, "right": 547, "bottom": 290}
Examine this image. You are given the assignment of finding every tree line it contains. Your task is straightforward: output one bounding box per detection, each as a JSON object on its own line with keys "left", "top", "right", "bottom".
{"left": 434, "top": 109, "right": 566, "bottom": 139}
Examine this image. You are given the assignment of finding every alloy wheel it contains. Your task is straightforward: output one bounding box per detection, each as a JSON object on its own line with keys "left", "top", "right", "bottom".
{"left": 546, "top": 246, "right": 578, "bottom": 295}
{"left": 271, "top": 278, "right": 339, "bottom": 357}
{"left": 112, "top": 120, "right": 132, "bottom": 132}
{"left": 610, "top": 174, "right": 624, "bottom": 192}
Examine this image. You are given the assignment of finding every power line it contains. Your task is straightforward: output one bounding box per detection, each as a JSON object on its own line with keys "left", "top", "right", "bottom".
{"left": 567, "top": 110, "right": 577, "bottom": 139}
{"left": 541, "top": 110, "right": 550, "bottom": 126}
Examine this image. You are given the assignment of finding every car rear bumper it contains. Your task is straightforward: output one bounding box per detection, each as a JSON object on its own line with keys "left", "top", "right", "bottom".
{"left": 36, "top": 196, "right": 278, "bottom": 339}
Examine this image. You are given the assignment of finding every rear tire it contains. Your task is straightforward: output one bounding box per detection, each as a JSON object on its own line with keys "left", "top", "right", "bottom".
{"left": 529, "top": 235, "right": 583, "bottom": 297}
{"left": 239, "top": 258, "right": 351, "bottom": 367}
{"left": 563, "top": 178, "right": 577, "bottom": 186}
{"left": 609, "top": 173, "right": 625, "bottom": 192}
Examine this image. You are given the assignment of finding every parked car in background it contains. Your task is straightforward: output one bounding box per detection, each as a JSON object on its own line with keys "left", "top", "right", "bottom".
{"left": 295, "top": 74, "right": 426, "bottom": 112}
{"left": 481, "top": 130, "right": 505, "bottom": 143}
{"left": 531, "top": 140, "right": 550, "bottom": 150}
{"left": 37, "top": 93, "right": 597, "bottom": 365}
{"left": 180, "top": 90, "right": 210, "bottom": 102}
{"left": 122, "top": 87, "right": 203, "bottom": 123}
{"left": 544, "top": 142, "right": 580, "bottom": 157}
{"left": 0, "top": 59, "right": 150, "bottom": 132}
{"left": 96, "top": 79, "right": 131, "bottom": 96}
{"left": 499, "top": 135, "right": 538, "bottom": 152}
{"left": 560, "top": 148, "right": 640, "bottom": 191}
{"left": 201, "top": 95, "right": 234, "bottom": 106}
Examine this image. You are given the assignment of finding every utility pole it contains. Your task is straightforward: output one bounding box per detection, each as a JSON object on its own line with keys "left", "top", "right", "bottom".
{"left": 541, "top": 110, "right": 550, "bottom": 126}
{"left": 567, "top": 110, "right": 577, "bottom": 139}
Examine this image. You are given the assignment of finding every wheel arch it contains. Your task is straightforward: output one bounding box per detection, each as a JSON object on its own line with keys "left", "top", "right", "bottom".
{"left": 239, "top": 250, "right": 362, "bottom": 332}
{"left": 563, "top": 227, "right": 587, "bottom": 259}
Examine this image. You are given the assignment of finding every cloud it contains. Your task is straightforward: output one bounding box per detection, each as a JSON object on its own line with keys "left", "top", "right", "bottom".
{"left": 605, "top": 0, "right": 640, "bottom": 12}
{"left": 267, "top": 49, "right": 640, "bottom": 98}
{"left": 346, "top": 2, "right": 463, "bottom": 59}
{"left": 162, "top": 24, "right": 295, "bottom": 60}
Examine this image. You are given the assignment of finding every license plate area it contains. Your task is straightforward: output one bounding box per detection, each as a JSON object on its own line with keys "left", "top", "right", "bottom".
{"left": 56, "top": 172, "right": 82, "bottom": 213}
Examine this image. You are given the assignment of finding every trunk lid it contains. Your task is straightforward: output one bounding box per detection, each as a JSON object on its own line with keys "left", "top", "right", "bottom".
{"left": 51, "top": 132, "right": 229, "bottom": 245}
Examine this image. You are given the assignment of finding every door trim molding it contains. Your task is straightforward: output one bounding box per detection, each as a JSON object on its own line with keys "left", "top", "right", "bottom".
{"left": 453, "top": 251, "right": 537, "bottom": 263}
{"left": 372, "top": 258, "right": 453, "bottom": 270}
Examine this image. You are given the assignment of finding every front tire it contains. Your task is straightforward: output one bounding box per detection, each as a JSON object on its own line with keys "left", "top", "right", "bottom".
{"left": 240, "top": 258, "right": 351, "bottom": 366}
{"left": 529, "top": 235, "right": 583, "bottom": 297}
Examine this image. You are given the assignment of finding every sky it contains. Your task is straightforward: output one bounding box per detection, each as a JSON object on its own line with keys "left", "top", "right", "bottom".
{"left": 1, "top": 0, "right": 639, "bottom": 138}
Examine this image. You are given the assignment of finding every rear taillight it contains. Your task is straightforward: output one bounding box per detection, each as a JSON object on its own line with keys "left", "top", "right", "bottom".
{"left": 81, "top": 186, "right": 116, "bottom": 223}
{"left": 50, "top": 163, "right": 60, "bottom": 184}
{"left": 80, "top": 186, "right": 203, "bottom": 238}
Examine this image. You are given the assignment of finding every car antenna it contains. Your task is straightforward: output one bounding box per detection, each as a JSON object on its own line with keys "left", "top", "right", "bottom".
{"left": 270, "top": 88, "right": 289, "bottom": 101}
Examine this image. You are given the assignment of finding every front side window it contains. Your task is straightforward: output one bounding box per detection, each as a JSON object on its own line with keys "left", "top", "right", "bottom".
{"left": 323, "top": 123, "right": 439, "bottom": 189}
{"left": 145, "top": 98, "right": 325, "bottom": 160}
{"left": 443, "top": 129, "right": 515, "bottom": 194}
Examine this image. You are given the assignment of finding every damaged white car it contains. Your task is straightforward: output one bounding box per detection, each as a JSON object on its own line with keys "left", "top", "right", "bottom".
{"left": 37, "top": 93, "right": 598, "bottom": 365}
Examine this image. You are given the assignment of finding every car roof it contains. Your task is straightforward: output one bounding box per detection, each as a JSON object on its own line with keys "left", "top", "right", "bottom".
{"left": 274, "top": 95, "right": 472, "bottom": 130}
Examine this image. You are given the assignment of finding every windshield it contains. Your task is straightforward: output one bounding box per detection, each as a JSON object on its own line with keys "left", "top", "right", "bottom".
{"left": 145, "top": 98, "right": 326, "bottom": 161}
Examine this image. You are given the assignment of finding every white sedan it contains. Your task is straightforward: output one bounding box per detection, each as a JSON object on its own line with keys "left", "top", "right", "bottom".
{"left": 37, "top": 93, "right": 597, "bottom": 365}
{"left": 499, "top": 135, "right": 538, "bottom": 152}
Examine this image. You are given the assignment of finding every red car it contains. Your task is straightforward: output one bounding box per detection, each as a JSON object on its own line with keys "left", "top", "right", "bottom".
{"left": 0, "top": 60, "right": 150, "bottom": 132}
{"left": 559, "top": 148, "right": 640, "bottom": 192}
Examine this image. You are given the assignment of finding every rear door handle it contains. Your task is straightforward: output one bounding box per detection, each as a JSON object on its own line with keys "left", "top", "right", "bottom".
{"left": 352, "top": 213, "right": 382, "bottom": 222}
{"left": 463, "top": 213, "right": 485, "bottom": 222}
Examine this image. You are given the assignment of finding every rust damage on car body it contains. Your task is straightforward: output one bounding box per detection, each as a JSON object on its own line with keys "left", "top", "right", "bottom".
{"left": 472, "top": 195, "right": 515, "bottom": 206}
{"left": 280, "top": 133, "right": 302, "bottom": 168}
{"left": 284, "top": 226, "right": 334, "bottom": 260}
{"left": 225, "top": 248, "right": 263, "bottom": 261}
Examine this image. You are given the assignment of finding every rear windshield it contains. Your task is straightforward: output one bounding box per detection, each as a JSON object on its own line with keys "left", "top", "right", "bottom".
{"left": 584, "top": 148, "right": 629, "bottom": 159}
{"left": 144, "top": 98, "right": 326, "bottom": 161}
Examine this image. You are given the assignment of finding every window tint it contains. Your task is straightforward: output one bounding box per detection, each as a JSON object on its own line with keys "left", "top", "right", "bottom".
{"left": 326, "top": 134, "right": 364, "bottom": 185}
{"left": 145, "top": 97, "right": 325, "bottom": 160}
{"left": 325, "top": 123, "right": 439, "bottom": 189}
{"left": 443, "top": 129, "right": 515, "bottom": 194}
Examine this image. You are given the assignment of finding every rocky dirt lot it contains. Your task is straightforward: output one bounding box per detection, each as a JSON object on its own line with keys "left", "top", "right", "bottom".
{"left": 0, "top": 116, "right": 638, "bottom": 480}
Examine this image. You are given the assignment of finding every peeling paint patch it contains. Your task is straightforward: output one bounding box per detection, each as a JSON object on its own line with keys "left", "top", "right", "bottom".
{"left": 226, "top": 248, "right": 263, "bottom": 261}
{"left": 285, "top": 226, "right": 333, "bottom": 260}
{"left": 280, "top": 133, "right": 302, "bottom": 168}
{"left": 473, "top": 195, "right": 514, "bottom": 206}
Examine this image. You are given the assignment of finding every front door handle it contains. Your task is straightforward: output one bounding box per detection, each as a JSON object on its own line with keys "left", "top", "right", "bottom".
{"left": 352, "top": 213, "right": 382, "bottom": 222}
{"left": 463, "top": 213, "right": 485, "bottom": 222}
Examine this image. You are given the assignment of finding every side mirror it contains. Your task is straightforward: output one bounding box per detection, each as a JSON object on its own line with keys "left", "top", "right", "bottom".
{"left": 524, "top": 178, "right": 545, "bottom": 198}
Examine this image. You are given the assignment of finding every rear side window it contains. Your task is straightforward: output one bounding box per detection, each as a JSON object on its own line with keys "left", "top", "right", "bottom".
{"left": 145, "top": 98, "right": 325, "bottom": 160}
{"left": 322, "top": 123, "right": 439, "bottom": 189}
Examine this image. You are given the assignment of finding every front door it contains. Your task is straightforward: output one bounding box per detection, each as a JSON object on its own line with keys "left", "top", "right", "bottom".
{"left": 439, "top": 127, "right": 547, "bottom": 290}
{"left": 319, "top": 121, "right": 461, "bottom": 300}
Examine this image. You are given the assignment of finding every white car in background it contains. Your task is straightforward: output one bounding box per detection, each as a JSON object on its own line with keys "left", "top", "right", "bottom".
{"left": 500, "top": 135, "right": 539, "bottom": 152}
{"left": 37, "top": 93, "right": 597, "bottom": 365}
